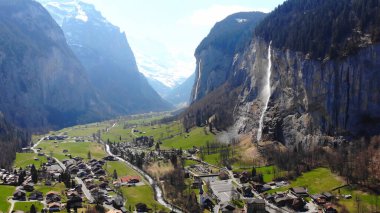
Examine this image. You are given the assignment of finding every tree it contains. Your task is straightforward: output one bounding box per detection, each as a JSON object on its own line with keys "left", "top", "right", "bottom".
{"left": 30, "top": 204, "right": 37, "bottom": 213}
{"left": 31, "top": 164, "right": 38, "bottom": 183}
{"left": 87, "top": 151, "right": 92, "bottom": 160}
{"left": 18, "top": 170, "right": 26, "bottom": 186}
{"left": 251, "top": 167, "right": 257, "bottom": 178}
{"left": 113, "top": 169, "right": 118, "bottom": 180}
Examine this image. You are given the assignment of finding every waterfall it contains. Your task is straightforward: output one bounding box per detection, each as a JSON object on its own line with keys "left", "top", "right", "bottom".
{"left": 193, "top": 59, "right": 202, "bottom": 101}
{"left": 257, "top": 43, "right": 272, "bottom": 142}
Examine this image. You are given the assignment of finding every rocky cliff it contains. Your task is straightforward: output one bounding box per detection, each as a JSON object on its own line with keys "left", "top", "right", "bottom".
{"left": 189, "top": 1, "right": 380, "bottom": 147}
{"left": 0, "top": 0, "right": 111, "bottom": 130}
{"left": 191, "top": 12, "right": 267, "bottom": 102}
{"left": 232, "top": 39, "right": 380, "bottom": 147}
{"left": 39, "top": 0, "right": 172, "bottom": 114}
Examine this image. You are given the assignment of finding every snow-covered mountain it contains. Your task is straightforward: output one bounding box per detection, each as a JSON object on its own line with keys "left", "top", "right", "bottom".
{"left": 129, "top": 38, "right": 191, "bottom": 88}
{"left": 38, "top": 0, "right": 172, "bottom": 113}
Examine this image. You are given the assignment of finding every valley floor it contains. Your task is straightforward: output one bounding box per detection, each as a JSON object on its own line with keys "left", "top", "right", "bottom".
{"left": 3, "top": 112, "right": 379, "bottom": 213}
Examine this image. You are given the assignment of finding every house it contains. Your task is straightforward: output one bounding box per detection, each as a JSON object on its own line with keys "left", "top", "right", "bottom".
{"left": 135, "top": 203, "right": 148, "bottom": 212}
{"left": 311, "top": 194, "right": 327, "bottom": 205}
{"left": 219, "top": 202, "right": 236, "bottom": 213}
{"left": 104, "top": 156, "right": 118, "bottom": 161}
{"left": 290, "top": 187, "right": 309, "bottom": 197}
{"left": 241, "top": 186, "right": 254, "bottom": 198}
{"left": 192, "top": 178, "right": 202, "bottom": 189}
{"left": 322, "top": 192, "right": 334, "bottom": 201}
{"left": 274, "top": 195, "right": 293, "bottom": 207}
{"left": 94, "top": 169, "right": 106, "bottom": 176}
{"left": 23, "top": 183, "right": 34, "bottom": 192}
{"left": 324, "top": 204, "right": 338, "bottom": 213}
{"left": 29, "top": 191, "right": 43, "bottom": 201}
{"left": 99, "top": 182, "right": 109, "bottom": 189}
{"left": 46, "top": 191, "right": 61, "bottom": 203}
{"left": 67, "top": 194, "right": 83, "bottom": 209}
{"left": 120, "top": 176, "right": 141, "bottom": 184}
{"left": 13, "top": 190, "right": 26, "bottom": 201}
{"left": 113, "top": 196, "right": 124, "bottom": 209}
{"left": 48, "top": 202, "right": 61, "bottom": 212}
{"left": 290, "top": 197, "right": 306, "bottom": 211}
{"left": 247, "top": 199, "right": 266, "bottom": 213}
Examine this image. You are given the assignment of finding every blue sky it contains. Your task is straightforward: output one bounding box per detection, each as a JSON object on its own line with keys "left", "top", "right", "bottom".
{"left": 83, "top": 0, "right": 286, "bottom": 86}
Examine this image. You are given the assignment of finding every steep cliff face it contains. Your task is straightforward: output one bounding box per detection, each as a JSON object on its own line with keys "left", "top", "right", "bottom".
{"left": 0, "top": 0, "right": 110, "bottom": 130}
{"left": 191, "top": 12, "right": 266, "bottom": 102}
{"left": 190, "top": 0, "right": 380, "bottom": 147}
{"left": 39, "top": 0, "right": 172, "bottom": 113}
{"left": 233, "top": 39, "right": 380, "bottom": 147}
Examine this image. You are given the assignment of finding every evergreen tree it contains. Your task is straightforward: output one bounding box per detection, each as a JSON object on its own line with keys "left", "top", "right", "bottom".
{"left": 31, "top": 164, "right": 38, "bottom": 183}
{"left": 251, "top": 167, "right": 257, "bottom": 178}
{"left": 30, "top": 204, "right": 36, "bottom": 213}
{"left": 87, "top": 151, "right": 92, "bottom": 160}
{"left": 113, "top": 169, "right": 118, "bottom": 180}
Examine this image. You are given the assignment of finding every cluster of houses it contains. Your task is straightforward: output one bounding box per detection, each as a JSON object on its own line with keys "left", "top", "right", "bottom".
{"left": 0, "top": 169, "right": 19, "bottom": 185}
{"left": 185, "top": 163, "right": 341, "bottom": 213}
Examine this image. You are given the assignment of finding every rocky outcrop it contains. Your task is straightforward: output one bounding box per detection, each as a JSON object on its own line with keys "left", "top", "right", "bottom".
{"left": 39, "top": 0, "right": 172, "bottom": 114}
{"left": 0, "top": 0, "right": 111, "bottom": 130}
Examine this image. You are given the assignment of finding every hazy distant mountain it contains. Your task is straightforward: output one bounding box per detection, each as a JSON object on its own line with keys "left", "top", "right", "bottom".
{"left": 39, "top": 0, "right": 172, "bottom": 114}
{"left": 165, "top": 74, "right": 195, "bottom": 107}
{"left": 0, "top": 0, "right": 112, "bottom": 130}
{"left": 147, "top": 77, "right": 172, "bottom": 98}
{"left": 132, "top": 39, "right": 188, "bottom": 88}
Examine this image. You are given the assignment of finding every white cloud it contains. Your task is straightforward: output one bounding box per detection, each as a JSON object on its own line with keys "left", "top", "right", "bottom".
{"left": 178, "top": 5, "right": 268, "bottom": 28}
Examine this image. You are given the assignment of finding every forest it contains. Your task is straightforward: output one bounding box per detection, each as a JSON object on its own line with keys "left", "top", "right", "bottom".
{"left": 255, "top": 0, "right": 380, "bottom": 59}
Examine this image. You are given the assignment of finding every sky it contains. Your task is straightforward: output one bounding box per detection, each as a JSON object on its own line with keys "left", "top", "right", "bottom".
{"left": 82, "top": 0, "right": 286, "bottom": 87}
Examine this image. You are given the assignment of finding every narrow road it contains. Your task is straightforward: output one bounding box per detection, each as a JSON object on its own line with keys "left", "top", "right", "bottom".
{"left": 8, "top": 199, "right": 15, "bottom": 213}
{"left": 75, "top": 177, "right": 94, "bottom": 203}
{"left": 105, "top": 144, "right": 182, "bottom": 213}
{"left": 31, "top": 135, "right": 95, "bottom": 205}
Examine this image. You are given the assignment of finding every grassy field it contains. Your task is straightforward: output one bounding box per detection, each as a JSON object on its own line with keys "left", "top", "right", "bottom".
{"left": 104, "top": 161, "right": 141, "bottom": 178}
{"left": 122, "top": 185, "right": 167, "bottom": 212}
{"left": 36, "top": 141, "right": 107, "bottom": 161}
{"left": 101, "top": 125, "right": 133, "bottom": 143}
{"left": 269, "top": 168, "right": 343, "bottom": 194}
{"left": 268, "top": 168, "right": 379, "bottom": 212}
{"left": 161, "top": 126, "right": 215, "bottom": 150}
{"left": 13, "top": 153, "right": 48, "bottom": 169}
{"left": 0, "top": 185, "right": 15, "bottom": 213}
{"left": 13, "top": 202, "right": 44, "bottom": 212}
{"left": 66, "top": 123, "right": 110, "bottom": 137}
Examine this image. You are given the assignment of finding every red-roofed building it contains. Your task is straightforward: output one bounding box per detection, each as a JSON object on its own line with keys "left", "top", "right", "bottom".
{"left": 120, "top": 176, "right": 141, "bottom": 184}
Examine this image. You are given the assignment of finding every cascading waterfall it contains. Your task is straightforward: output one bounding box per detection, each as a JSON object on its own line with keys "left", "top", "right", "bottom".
{"left": 193, "top": 59, "right": 202, "bottom": 101}
{"left": 257, "top": 43, "right": 272, "bottom": 142}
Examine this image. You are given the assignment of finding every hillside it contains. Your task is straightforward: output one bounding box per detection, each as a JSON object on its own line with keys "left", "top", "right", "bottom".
{"left": 0, "top": 0, "right": 111, "bottom": 130}
{"left": 0, "top": 114, "right": 29, "bottom": 169}
{"left": 188, "top": 0, "right": 380, "bottom": 147}
{"left": 39, "top": 0, "right": 173, "bottom": 114}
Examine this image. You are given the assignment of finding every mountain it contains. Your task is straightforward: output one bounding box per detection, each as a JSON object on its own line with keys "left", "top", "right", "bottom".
{"left": 184, "top": 11, "right": 267, "bottom": 129}
{"left": 187, "top": 0, "right": 380, "bottom": 148}
{"left": 147, "top": 77, "right": 172, "bottom": 98}
{"left": 165, "top": 73, "right": 195, "bottom": 108}
{"left": 0, "top": 0, "right": 111, "bottom": 130}
{"left": 190, "top": 12, "right": 267, "bottom": 102}
{"left": 39, "top": 0, "right": 172, "bottom": 114}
